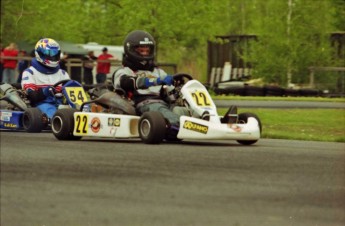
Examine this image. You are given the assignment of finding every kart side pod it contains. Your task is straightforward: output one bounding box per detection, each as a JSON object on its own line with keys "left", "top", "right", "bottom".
{"left": 177, "top": 115, "right": 260, "bottom": 141}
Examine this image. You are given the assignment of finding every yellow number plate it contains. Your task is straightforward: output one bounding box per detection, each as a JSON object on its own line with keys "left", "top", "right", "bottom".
{"left": 65, "top": 87, "right": 88, "bottom": 106}
{"left": 190, "top": 91, "right": 212, "bottom": 106}
{"left": 74, "top": 114, "right": 88, "bottom": 135}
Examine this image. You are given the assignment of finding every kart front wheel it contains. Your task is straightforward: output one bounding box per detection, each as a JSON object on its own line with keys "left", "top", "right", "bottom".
{"left": 139, "top": 111, "right": 167, "bottom": 144}
{"left": 52, "top": 108, "right": 81, "bottom": 140}
{"left": 236, "top": 112, "right": 262, "bottom": 145}
{"left": 22, "top": 108, "right": 45, "bottom": 133}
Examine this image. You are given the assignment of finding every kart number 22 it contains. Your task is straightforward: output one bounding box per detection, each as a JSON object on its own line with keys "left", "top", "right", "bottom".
{"left": 191, "top": 91, "right": 211, "bottom": 106}
{"left": 75, "top": 114, "right": 88, "bottom": 134}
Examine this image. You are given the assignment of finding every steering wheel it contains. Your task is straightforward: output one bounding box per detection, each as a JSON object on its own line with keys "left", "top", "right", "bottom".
{"left": 49, "top": 79, "right": 72, "bottom": 98}
{"left": 173, "top": 73, "right": 193, "bottom": 87}
{"left": 162, "top": 73, "right": 193, "bottom": 106}
{"left": 52, "top": 79, "right": 71, "bottom": 88}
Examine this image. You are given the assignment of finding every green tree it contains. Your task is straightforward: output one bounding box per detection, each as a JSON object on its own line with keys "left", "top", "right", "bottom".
{"left": 1, "top": 0, "right": 343, "bottom": 85}
{"left": 246, "top": 0, "right": 338, "bottom": 87}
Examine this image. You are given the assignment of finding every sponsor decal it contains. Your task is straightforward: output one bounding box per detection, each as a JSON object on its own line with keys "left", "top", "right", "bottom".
{"left": 228, "top": 124, "right": 242, "bottom": 132}
{"left": 4, "top": 123, "right": 17, "bottom": 128}
{"left": 0, "top": 112, "right": 12, "bottom": 121}
{"left": 183, "top": 120, "right": 208, "bottom": 134}
{"left": 139, "top": 37, "right": 153, "bottom": 45}
{"left": 114, "top": 118, "right": 120, "bottom": 126}
{"left": 1, "top": 116, "right": 11, "bottom": 122}
{"left": 108, "top": 118, "right": 113, "bottom": 126}
{"left": 1, "top": 112, "right": 13, "bottom": 117}
{"left": 90, "top": 117, "right": 101, "bottom": 133}
{"left": 108, "top": 118, "right": 121, "bottom": 127}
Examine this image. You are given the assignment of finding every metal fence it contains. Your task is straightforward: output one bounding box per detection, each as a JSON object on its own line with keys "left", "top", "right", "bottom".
{"left": 1, "top": 56, "right": 177, "bottom": 85}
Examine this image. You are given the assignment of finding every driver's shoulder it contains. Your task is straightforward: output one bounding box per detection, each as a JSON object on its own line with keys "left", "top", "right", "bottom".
{"left": 59, "top": 69, "right": 69, "bottom": 76}
{"left": 152, "top": 67, "right": 167, "bottom": 75}
{"left": 116, "top": 66, "right": 134, "bottom": 75}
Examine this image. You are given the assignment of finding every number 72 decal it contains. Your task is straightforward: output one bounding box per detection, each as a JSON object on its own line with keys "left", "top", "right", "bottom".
{"left": 190, "top": 91, "right": 212, "bottom": 106}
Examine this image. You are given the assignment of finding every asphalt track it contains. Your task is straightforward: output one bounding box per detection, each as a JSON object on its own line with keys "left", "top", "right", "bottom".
{"left": 1, "top": 131, "right": 344, "bottom": 226}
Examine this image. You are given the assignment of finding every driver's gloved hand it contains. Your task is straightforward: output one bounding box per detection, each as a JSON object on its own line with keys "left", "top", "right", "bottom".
{"left": 41, "top": 86, "right": 56, "bottom": 97}
{"left": 159, "top": 75, "right": 174, "bottom": 85}
{"left": 145, "top": 75, "right": 174, "bottom": 87}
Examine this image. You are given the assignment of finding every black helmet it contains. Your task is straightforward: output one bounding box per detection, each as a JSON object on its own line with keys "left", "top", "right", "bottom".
{"left": 123, "top": 30, "right": 155, "bottom": 70}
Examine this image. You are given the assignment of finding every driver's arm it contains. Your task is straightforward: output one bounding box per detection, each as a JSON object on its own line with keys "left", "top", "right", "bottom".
{"left": 119, "top": 75, "right": 150, "bottom": 91}
{"left": 21, "top": 70, "right": 48, "bottom": 104}
{"left": 119, "top": 74, "right": 173, "bottom": 91}
{"left": 113, "top": 68, "right": 173, "bottom": 91}
{"left": 26, "top": 88, "right": 47, "bottom": 104}
{"left": 22, "top": 78, "right": 56, "bottom": 104}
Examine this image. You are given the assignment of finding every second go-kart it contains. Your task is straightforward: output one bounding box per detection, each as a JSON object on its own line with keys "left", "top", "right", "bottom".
{"left": 0, "top": 79, "right": 88, "bottom": 133}
{"left": 0, "top": 83, "right": 29, "bottom": 130}
{"left": 51, "top": 74, "right": 261, "bottom": 145}
{"left": 22, "top": 79, "right": 89, "bottom": 133}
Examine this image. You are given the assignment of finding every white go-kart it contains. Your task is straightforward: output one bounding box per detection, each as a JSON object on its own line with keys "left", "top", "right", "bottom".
{"left": 51, "top": 74, "right": 261, "bottom": 145}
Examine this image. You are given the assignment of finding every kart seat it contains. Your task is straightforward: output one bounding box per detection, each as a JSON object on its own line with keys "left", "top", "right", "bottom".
{"left": 91, "top": 92, "right": 136, "bottom": 115}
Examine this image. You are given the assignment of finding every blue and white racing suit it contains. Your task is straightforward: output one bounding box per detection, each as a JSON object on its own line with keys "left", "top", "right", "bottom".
{"left": 21, "top": 59, "right": 70, "bottom": 119}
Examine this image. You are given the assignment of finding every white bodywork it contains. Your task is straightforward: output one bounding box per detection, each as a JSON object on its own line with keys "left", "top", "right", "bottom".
{"left": 176, "top": 79, "right": 260, "bottom": 140}
{"left": 71, "top": 111, "right": 260, "bottom": 141}
{"left": 177, "top": 116, "right": 260, "bottom": 140}
{"left": 71, "top": 79, "right": 261, "bottom": 142}
{"left": 73, "top": 112, "right": 140, "bottom": 138}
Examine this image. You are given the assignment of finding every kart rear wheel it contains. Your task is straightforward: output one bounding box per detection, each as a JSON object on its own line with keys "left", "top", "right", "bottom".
{"left": 52, "top": 108, "right": 81, "bottom": 140}
{"left": 236, "top": 112, "right": 262, "bottom": 145}
{"left": 22, "top": 108, "right": 44, "bottom": 133}
{"left": 139, "top": 111, "right": 167, "bottom": 144}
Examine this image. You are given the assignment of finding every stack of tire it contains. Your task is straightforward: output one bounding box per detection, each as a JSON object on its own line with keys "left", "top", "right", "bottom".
{"left": 213, "top": 84, "right": 321, "bottom": 97}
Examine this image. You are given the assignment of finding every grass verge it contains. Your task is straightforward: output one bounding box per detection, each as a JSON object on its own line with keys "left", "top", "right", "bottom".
{"left": 218, "top": 108, "right": 345, "bottom": 143}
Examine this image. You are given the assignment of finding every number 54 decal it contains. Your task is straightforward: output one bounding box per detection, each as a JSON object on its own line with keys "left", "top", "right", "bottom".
{"left": 190, "top": 91, "right": 211, "bottom": 106}
{"left": 65, "top": 87, "right": 88, "bottom": 106}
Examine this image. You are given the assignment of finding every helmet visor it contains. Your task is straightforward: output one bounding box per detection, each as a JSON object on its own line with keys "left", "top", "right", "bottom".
{"left": 40, "top": 48, "right": 61, "bottom": 61}
{"left": 135, "top": 45, "right": 153, "bottom": 56}
{"left": 42, "top": 48, "right": 60, "bottom": 57}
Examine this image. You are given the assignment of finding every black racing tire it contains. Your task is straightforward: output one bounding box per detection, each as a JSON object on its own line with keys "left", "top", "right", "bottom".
{"left": 244, "top": 86, "right": 265, "bottom": 96}
{"left": 51, "top": 108, "right": 81, "bottom": 140}
{"left": 298, "top": 88, "right": 321, "bottom": 97}
{"left": 236, "top": 112, "right": 262, "bottom": 145}
{"left": 22, "top": 108, "right": 44, "bottom": 133}
{"left": 264, "top": 86, "right": 285, "bottom": 96}
{"left": 213, "top": 87, "right": 227, "bottom": 95}
{"left": 284, "top": 88, "right": 300, "bottom": 97}
{"left": 139, "top": 111, "right": 167, "bottom": 144}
